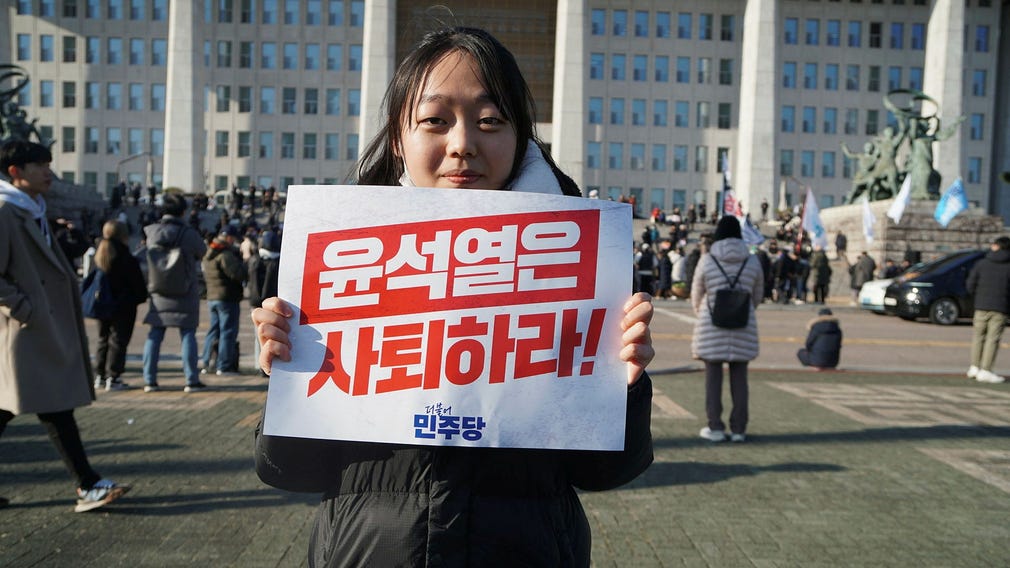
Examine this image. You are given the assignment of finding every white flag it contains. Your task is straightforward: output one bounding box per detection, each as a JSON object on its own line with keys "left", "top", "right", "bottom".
{"left": 801, "top": 189, "right": 828, "bottom": 248}
{"left": 886, "top": 175, "right": 912, "bottom": 224}
{"left": 862, "top": 196, "right": 876, "bottom": 243}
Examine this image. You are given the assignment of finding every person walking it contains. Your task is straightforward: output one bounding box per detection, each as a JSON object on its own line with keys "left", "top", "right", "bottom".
{"left": 848, "top": 251, "right": 876, "bottom": 302}
{"left": 92, "top": 220, "right": 148, "bottom": 390}
{"left": 0, "top": 140, "right": 130, "bottom": 511}
{"left": 142, "top": 194, "right": 207, "bottom": 392}
{"left": 965, "top": 236, "right": 1010, "bottom": 384}
{"left": 201, "top": 224, "right": 246, "bottom": 376}
{"left": 809, "top": 244, "right": 832, "bottom": 304}
{"left": 797, "top": 308, "right": 843, "bottom": 369}
{"left": 691, "top": 216, "right": 764, "bottom": 443}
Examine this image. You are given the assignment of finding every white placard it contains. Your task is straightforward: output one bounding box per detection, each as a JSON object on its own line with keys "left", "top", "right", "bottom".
{"left": 262, "top": 185, "right": 631, "bottom": 450}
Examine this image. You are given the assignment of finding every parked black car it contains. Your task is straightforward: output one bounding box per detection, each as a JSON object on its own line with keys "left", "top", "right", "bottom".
{"left": 883, "top": 249, "right": 985, "bottom": 325}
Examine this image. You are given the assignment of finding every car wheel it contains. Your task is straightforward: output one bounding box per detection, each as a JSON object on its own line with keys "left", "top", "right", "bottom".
{"left": 929, "top": 298, "right": 960, "bottom": 325}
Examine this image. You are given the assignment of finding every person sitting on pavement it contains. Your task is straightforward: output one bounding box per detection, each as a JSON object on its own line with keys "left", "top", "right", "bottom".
{"left": 201, "top": 224, "right": 246, "bottom": 377}
{"left": 797, "top": 308, "right": 843, "bottom": 370}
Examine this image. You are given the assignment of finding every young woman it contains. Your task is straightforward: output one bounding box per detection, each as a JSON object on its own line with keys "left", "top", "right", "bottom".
{"left": 92, "top": 220, "right": 147, "bottom": 390}
{"left": 252, "top": 27, "right": 655, "bottom": 566}
{"left": 690, "top": 216, "right": 763, "bottom": 443}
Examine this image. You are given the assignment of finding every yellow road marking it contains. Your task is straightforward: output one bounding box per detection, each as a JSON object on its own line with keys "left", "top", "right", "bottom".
{"left": 652, "top": 332, "right": 1006, "bottom": 349}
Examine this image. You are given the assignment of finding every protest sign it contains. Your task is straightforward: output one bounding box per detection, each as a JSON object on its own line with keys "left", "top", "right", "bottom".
{"left": 263, "top": 185, "right": 632, "bottom": 450}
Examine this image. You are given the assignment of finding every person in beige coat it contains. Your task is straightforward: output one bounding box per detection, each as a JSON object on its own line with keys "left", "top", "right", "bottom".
{"left": 0, "top": 141, "right": 129, "bottom": 512}
{"left": 690, "top": 216, "right": 763, "bottom": 443}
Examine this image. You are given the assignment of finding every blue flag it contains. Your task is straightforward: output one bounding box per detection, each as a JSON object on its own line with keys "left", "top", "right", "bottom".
{"left": 934, "top": 177, "right": 968, "bottom": 228}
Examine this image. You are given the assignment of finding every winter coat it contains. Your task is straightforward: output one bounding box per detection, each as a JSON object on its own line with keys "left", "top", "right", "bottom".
{"left": 0, "top": 202, "right": 94, "bottom": 414}
{"left": 255, "top": 375, "right": 654, "bottom": 567}
{"left": 802, "top": 315, "right": 843, "bottom": 368}
{"left": 203, "top": 238, "right": 246, "bottom": 302}
{"left": 691, "top": 238, "right": 764, "bottom": 362}
{"left": 849, "top": 254, "right": 876, "bottom": 291}
{"left": 102, "top": 239, "right": 148, "bottom": 317}
{"left": 809, "top": 250, "right": 832, "bottom": 286}
{"left": 142, "top": 217, "right": 206, "bottom": 328}
{"left": 248, "top": 250, "right": 280, "bottom": 309}
{"left": 966, "top": 248, "right": 1010, "bottom": 314}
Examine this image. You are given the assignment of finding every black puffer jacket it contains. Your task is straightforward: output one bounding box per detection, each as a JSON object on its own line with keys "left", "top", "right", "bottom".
{"left": 966, "top": 248, "right": 1010, "bottom": 314}
{"left": 803, "top": 315, "right": 843, "bottom": 368}
{"left": 255, "top": 375, "right": 653, "bottom": 567}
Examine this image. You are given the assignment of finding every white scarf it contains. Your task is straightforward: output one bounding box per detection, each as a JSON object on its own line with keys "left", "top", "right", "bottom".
{"left": 399, "top": 139, "right": 563, "bottom": 195}
{"left": 0, "top": 179, "right": 51, "bottom": 245}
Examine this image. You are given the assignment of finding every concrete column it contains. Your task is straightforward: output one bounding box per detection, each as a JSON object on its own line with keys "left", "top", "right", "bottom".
{"left": 923, "top": 0, "right": 965, "bottom": 192}
{"left": 360, "top": 0, "right": 396, "bottom": 150}
{"left": 735, "top": 0, "right": 778, "bottom": 215}
{"left": 551, "top": 0, "right": 585, "bottom": 190}
{"left": 162, "top": 0, "right": 204, "bottom": 193}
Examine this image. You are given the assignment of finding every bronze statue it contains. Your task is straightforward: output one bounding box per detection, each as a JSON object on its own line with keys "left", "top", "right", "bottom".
{"left": 0, "top": 64, "right": 53, "bottom": 147}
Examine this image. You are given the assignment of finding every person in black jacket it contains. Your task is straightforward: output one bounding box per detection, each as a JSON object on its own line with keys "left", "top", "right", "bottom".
{"left": 797, "top": 308, "right": 843, "bottom": 369}
{"left": 965, "top": 236, "right": 1010, "bottom": 383}
{"left": 247, "top": 230, "right": 280, "bottom": 376}
{"left": 251, "top": 27, "right": 654, "bottom": 567}
{"left": 92, "top": 220, "right": 148, "bottom": 390}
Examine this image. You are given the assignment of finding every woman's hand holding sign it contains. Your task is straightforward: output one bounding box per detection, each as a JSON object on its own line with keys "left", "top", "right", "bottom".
{"left": 253, "top": 292, "right": 655, "bottom": 385}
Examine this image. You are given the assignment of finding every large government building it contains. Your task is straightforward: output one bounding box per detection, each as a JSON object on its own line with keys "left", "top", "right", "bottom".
{"left": 3, "top": 0, "right": 1008, "bottom": 220}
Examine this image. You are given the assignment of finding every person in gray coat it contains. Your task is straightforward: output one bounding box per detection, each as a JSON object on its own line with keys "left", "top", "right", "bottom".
{"left": 0, "top": 141, "right": 129, "bottom": 512}
{"left": 691, "top": 216, "right": 764, "bottom": 443}
{"left": 141, "top": 194, "right": 207, "bottom": 392}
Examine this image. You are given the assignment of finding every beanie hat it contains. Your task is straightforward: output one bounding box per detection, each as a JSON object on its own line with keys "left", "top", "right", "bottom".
{"left": 713, "top": 216, "right": 742, "bottom": 242}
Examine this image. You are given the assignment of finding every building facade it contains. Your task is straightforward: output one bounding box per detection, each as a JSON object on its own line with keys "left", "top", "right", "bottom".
{"left": 3, "top": 0, "right": 1008, "bottom": 220}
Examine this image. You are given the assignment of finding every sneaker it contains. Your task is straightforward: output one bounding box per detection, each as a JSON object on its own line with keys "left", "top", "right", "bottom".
{"left": 105, "top": 378, "right": 129, "bottom": 391}
{"left": 967, "top": 365, "right": 980, "bottom": 379}
{"left": 975, "top": 370, "right": 1006, "bottom": 384}
{"left": 201, "top": 368, "right": 209, "bottom": 375}
{"left": 93, "top": 376, "right": 104, "bottom": 389}
{"left": 74, "top": 479, "right": 130, "bottom": 513}
{"left": 184, "top": 382, "right": 209, "bottom": 393}
{"left": 730, "top": 433, "right": 747, "bottom": 443}
{"left": 215, "top": 370, "right": 240, "bottom": 376}
{"left": 143, "top": 383, "right": 160, "bottom": 393}
{"left": 699, "top": 427, "right": 727, "bottom": 442}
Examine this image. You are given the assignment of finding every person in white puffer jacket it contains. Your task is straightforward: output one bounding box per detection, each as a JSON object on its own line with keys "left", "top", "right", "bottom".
{"left": 690, "top": 216, "right": 764, "bottom": 443}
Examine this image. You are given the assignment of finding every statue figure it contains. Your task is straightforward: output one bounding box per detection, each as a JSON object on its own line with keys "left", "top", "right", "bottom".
{"left": 0, "top": 64, "right": 54, "bottom": 147}
{"left": 903, "top": 112, "right": 965, "bottom": 200}
{"left": 842, "top": 123, "right": 905, "bottom": 203}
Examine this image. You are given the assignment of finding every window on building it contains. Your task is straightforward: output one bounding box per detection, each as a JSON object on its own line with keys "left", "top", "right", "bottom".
{"left": 150, "top": 128, "right": 164, "bottom": 155}
{"left": 719, "top": 59, "right": 733, "bottom": 85}
{"left": 260, "top": 86, "right": 275, "bottom": 114}
{"left": 673, "top": 145, "right": 688, "bottom": 171}
{"left": 970, "top": 113, "right": 984, "bottom": 140}
{"left": 802, "top": 106, "right": 816, "bottom": 133}
{"left": 152, "top": 39, "right": 167, "bottom": 65}
{"left": 824, "top": 64, "right": 839, "bottom": 90}
{"left": 346, "top": 133, "right": 359, "bottom": 160}
{"left": 261, "top": 42, "right": 276, "bottom": 68}
{"left": 890, "top": 22, "right": 904, "bottom": 49}
{"left": 910, "top": 23, "right": 925, "bottom": 50}
{"left": 216, "top": 40, "right": 232, "bottom": 67}
{"left": 62, "top": 127, "right": 76, "bottom": 153}
{"left": 782, "top": 106, "right": 795, "bottom": 132}
{"left": 64, "top": 0, "right": 78, "bottom": 17}
{"left": 822, "top": 151, "right": 836, "bottom": 177}
{"left": 284, "top": 0, "right": 298, "bottom": 24}
{"left": 867, "top": 66, "right": 880, "bottom": 91}
{"left": 633, "top": 55, "right": 647, "bottom": 81}
{"left": 589, "top": 53, "right": 603, "bottom": 80}
{"left": 697, "top": 57, "right": 711, "bottom": 83}
{"left": 634, "top": 11, "right": 648, "bottom": 37}
{"left": 848, "top": 21, "right": 861, "bottom": 47}
{"left": 780, "top": 149, "right": 794, "bottom": 176}
{"left": 675, "top": 101, "right": 689, "bottom": 127}
{"left": 84, "top": 127, "right": 99, "bottom": 154}
{"left": 283, "top": 42, "right": 298, "bottom": 69}
{"left": 282, "top": 87, "right": 297, "bottom": 114}
{"left": 325, "top": 133, "right": 339, "bottom": 160}
{"left": 107, "top": 83, "right": 122, "bottom": 110}
{"left": 262, "top": 0, "right": 277, "bottom": 23}
{"left": 107, "top": 127, "right": 122, "bottom": 155}
{"left": 608, "top": 142, "right": 623, "bottom": 169}
{"left": 85, "top": 36, "right": 99, "bottom": 63}
{"left": 85, "top": 0, "right": 99, "bottom": 18}
{"left": 304, "top": 43, "right": 320, "bottom": 70}
{"left": 699, "top": 13, "right": 713, "bottom": 40}
{"left": 237, "top": 41, "right": 252, "bottom": 68}
{"left": 976, "top": 26, "right": 990, "bottom": 52}
{"left": 39, "top": 35, "right": 55, "bottom": 62}
{"left": 326, "top": 88, "right": 340, "bottom": 115}
{"left": 869, "top": 22, "right": 881, "bottom": 48}
{"left": 62, "top": 81, "right": 76, "bottom": 108}
{"left": 151, "top": 83, "right": 165, "bottom": 111}
{"left": 823, "top": 107, "right": 838, "bottom": 134}
{"left": 697, "top": 102, "right": 710, "bottom": 128}
{"left": 304, "top": 88, "right": 318, "bottom": 114}
{"left": 129, "top": 0, "right": 143, "bottom": 20}
{"left": 204, "top": 40, "right": 211, "bottom": 67}
{"left": 590, "top": 9, "right": 605, "bottom": 35}
{"left": 630, "top": 144, "right": 645, "bottom": 170}
{"left": 259, "top": 131, "right": 273, "bottom": 158}
{"left": 717, "top": 103, "right": 731, "bottom": 129}
{"left": 695, "top": 146, "right": 708, "bottom": 173}
{"left": 216, "top": 85, "right": 231, "bottom": 112}
{"left": 327, "top": 0, "right": 343, "bottom": 25}
{"left": 83, "top": 82, "right": 98, "bottom": 109}
{"left": 805, "top": 19, "right": 819, "bottom": 45}
{"left": 16, "top": 35, "right": 31, "bottom": 61}
{"left": 213, "top": 131, "right": 229, "bottom": 157}
{"left": 783, "top": 62, "right": 797, "bottom": 88}
{"left": 107, "top": 37, "right": 122, "bottom": 64}
{"left": 108, "top": 0, "right": 123, "bottom": 18}
{"left": 678, "top": 12, "right": 691, "bottom": 39}
{"left": 63, "top": 36, "right": 77, "bottom": 62}
{"left": 826, "top": 20, "right": 840, "bottom": 46}
{"left": 784, "top": 17, "right": 798, "bottom": 44}
{"left": 126, "top": 83, "right": 142, "bottom": 111}
{"left": 865, "top": 109, "right": 879, "bottom": 135}
{"left": 631, "top": 99, "right": 646, "bottom": 126}
{"left": 967, "top": 157, "right": 982, "bottom": 183}
{"left": 652, "top": 144, "right": 667, "bottom": 171}
{"left": 909, "top": 67, "right": 923, "bottom": 90}
{"left": 972, "top": 70, "right": 987, "bottom": 96}
{"left": 303, "top": 133, "right": 317, "bottom": 159}
{"left": 720, "top": 14, "right": 734, "bottom": 41}
{"left": 238, "top": 86, "right": 252, "bottom": 112}
{"left": 327, "top": 44, "right": 343, "bottom": 71}
{"left": 845, "top": 65, "right": 860, "bottom": 90}
{"left": 280, "top": 132, "right": 295, "bottom": 158}
{"left": 887, "top": 66, "right": 902, "bottom": 91}
{"left": 609, "top": 98, "right": 624, "bottom": 125}
{"left": 348, "top": 89, "right": 360, "bottom": 115}
{"left": 655, "top": 55, "right": 669, "bottom": 82}
{"left": 676, "top": 57, "right": 690, "bottom": 83}
{"left": 654, "top": 100, "right": 668, "bottom": 127}
{"left": 586, "top": 141, "right": 601, "bottom": 169}
{"left": 17, "top": 0, "right": 32, "bottom": 14}
{"left": 611, "top": 54, "right": 626, "bottom": 80}
{"left": 349, "top": 0, "right": 364, "bottom": 27}
{"left": 803, "top": 63, "right": 818, "bottom": 89}
{"left": 844, "top": 108, "right": 858, "bottom": 135}
{"left": 657, "top": 12, "right": 670, "bottom": 38}
{"left": 349, "top": 44, "right": 362, "bottom": 71}
{"left": 219, "top": 0, "right": 234, "bottom": 22}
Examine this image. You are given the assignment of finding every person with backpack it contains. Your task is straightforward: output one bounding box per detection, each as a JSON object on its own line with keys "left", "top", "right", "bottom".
{"left": 200, "top": 224, "right": 246, "bottom": 377}
{"left": 0, "top": 140, "right": 130, "bottom": 511}
{"left": 91, "top": 220, "right": 148, "bottom": 391}
{"left": 690, "top": 216, "right": 764, "bottom": 443}
{"left": 141, "top": 194, "right": 207, "bottom": 393}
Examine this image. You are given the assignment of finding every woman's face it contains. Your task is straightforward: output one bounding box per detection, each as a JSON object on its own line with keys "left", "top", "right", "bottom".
{"left": 399, "top": 52, "right": 517, "bottom": 190}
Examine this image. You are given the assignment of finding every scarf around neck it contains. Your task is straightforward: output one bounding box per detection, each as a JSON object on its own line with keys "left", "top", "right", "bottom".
{"left": 0, "top": 178, "right": 51, "bottom": 245}
{"left": 398, "top": 139, "right": 563, "bottom": 195}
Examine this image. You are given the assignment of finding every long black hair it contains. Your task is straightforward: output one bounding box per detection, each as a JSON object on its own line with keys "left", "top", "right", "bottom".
{"left": 356, "top": 27, "right": 579, "bottom": 197}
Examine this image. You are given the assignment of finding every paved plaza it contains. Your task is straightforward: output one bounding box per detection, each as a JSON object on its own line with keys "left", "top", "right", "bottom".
{"left": 2, "top": 300, "right": 1009, "bottom": 567}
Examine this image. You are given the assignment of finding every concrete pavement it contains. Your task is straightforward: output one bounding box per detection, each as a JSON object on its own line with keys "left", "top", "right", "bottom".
{"left": 2, "top": 300, "right": 1009, "bottom": 566}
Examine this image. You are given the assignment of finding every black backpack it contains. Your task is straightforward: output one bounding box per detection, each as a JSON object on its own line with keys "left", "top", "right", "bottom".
{"left": 146, "top": 225, "right": 193, "bottom": 297}
{"left": 707, "top": 256, "right": 751, "bottom": 329}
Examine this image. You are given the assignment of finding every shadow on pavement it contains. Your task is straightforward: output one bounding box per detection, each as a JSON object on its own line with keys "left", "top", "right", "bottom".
{"left": 652, "top": 424, "right": 1010, "bottom": 449}
{"left": 5, "top": 488, "right": 318, "bottom": 514}
{"left": 619, "top": 461, "right": 845, "bottom": 489}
